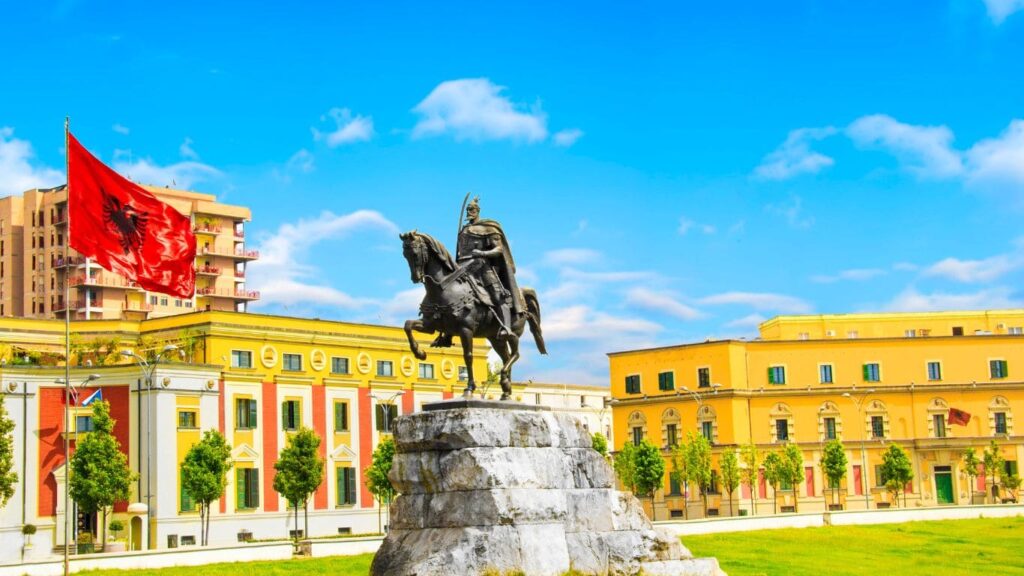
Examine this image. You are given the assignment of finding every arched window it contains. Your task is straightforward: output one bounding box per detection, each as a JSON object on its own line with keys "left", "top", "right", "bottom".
{"left": 818, "top": 401, "right": 842, "bottom": 441}
{"left": 769, "top": 403, "right": 793, "bottom": 443}
{"left": 697, "top": 404, "right": 718, "bottom": 445}
{"left": 989, "top": 396, "right": 1013, "bottom": 437}
{"left": 926, "top": 398, "right": 948, "bottom": 438}
{"left": 627, "top": 411, "right": 648, "bottom": 447}
{"left": 661, "top": 408, "right": 681, "bottom": 448}
{"left": 864, "top": 399, "right": 889, "bottom": 440}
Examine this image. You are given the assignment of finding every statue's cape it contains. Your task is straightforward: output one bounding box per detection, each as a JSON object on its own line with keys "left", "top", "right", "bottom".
{"left": 458, "top": 218, "right": 523, "bottom": 312}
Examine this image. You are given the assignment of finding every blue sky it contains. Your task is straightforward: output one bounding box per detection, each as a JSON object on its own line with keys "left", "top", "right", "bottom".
{"left": 3, "top": 1, "right": 1024, "bottom": 383}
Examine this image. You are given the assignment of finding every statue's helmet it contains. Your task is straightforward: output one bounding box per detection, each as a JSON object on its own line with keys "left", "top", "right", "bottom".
{"left": 466, "top": 196, "right": 481, "bottom": 215}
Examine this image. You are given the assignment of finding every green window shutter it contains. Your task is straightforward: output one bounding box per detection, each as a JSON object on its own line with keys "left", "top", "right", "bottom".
{"left": 235, "top": 400, "right": 243, "bottom": 428}
{"left": 251, "top": 469, "right": 260, "bottom": 508}
{"left": 341, "top": 403, "right": 348, "bottom": 430}
{"left": 249, "top": 400, "right": 258, "bottom": 428}
{"left": 767, "top": 367, "right": 774, "bottom": 384}
{"left": 346, "top": 468, "right": 357, "bottom": 504}
{"left": 862, "top": 364, "right": 869, "bottom": 380}
{"left": 282, "top": 402, "right": 287, "bottom": 430}
{"left": 336, "top": 467, "right": 343, "bottom": 504}
{"left": 236, "top": 469, "right": 245, "bottom": 508}
{"left": 1002, "top": 360, "right": 1009, "bottom": 378}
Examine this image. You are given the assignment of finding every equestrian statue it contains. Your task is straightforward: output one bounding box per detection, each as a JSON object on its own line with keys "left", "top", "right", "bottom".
{"left": 401, "top": 196, "right": 546, "bottom": 400}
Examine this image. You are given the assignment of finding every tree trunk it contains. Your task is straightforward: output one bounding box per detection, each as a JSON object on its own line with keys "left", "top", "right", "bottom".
{"left": 205, "top": 503, "right": 211, "bottom": 547}
{"left": 102, "top": 508, "right": 108, "bottom": 552}
{"left": 304, "top": 499, "right": 309, "bottom": 541}
{"left": 682, "top": 482, "right": 688, "bottom": 520}
{"left": 727, "top": 489, "right": 732, "bottom": 516}
{"left": 751, "top": 480, "right": 757, "bottom": 516}
{"left": 294, "top": 502, "right": 299, "bottom": 542}
{"left": 199, "top": 505, "right": 205, "bottom": 546}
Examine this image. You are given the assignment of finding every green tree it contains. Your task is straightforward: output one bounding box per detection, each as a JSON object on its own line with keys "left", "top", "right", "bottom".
{"left": 274, "top": 428, "right": 324, "bottom": 541}
{"left": 762, "top": 450, "right": 784, "bottom": 514}
{"left": 740, "top": 444, "right": 759, "bottom": 516}
{"left": 685, "top": 432, "right": 713, "bottom": 517}
{"left": 1002, "top": 473, "right": 1021, "bottom": 503}
{"left": 69, "top": 400, "right": 136, "bottom": 552}
{"left": 365, "top": 436, "right": 397, "bottom": 534}
{"left": 880, "top": 443, "right": 914, "bottom": 508}
{"left": 719, "top": 449, "right": 740, "bottom": 517}
{"left": 591, "top": 432, "right": 609, "bottom": 457}
{"left": 782, "top": 443, "right": 804, "bottom": 513}
{"left": 983, "top": 440, "right": 1005, "bottom": 504}
{"left": 614, "top": 441, "right": 637, "bottom": 493}
{"left": 668, "top": 442, "right": 689, "bottom": 519}
{"left": 632, "top": 439, "right": 666, "bottom": 511}
{"left": 178, "top": 328, "right": 203, "bottom": 363}
{"left": 961, "top": 447, "right": 980, "bottom": 505}
{"left": 0, "top": 394, "right": 17, "bottom": 508}
{"left": 821, "top": 439, "right": 848, "bottom": 508}
{"left": 181, "top": 430, "right": 232, "bottom": 546}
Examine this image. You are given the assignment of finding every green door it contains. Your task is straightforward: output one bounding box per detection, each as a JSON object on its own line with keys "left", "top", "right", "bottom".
{"left": 935, "top": 472, "right": 954, "bottom": 504}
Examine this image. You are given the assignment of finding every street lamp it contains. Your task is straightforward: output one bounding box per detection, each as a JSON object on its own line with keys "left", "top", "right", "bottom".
{"left": 842, "top": 388, "right": 876, "bottom": 510}
{"left": 121, "top": 344, "right": 179, "bottom": 548}
{"left": 58, "top": 373, "right": 99, "bottom": 576}
{"left": 368, "top": 390, "right": 404, "bottom": 533}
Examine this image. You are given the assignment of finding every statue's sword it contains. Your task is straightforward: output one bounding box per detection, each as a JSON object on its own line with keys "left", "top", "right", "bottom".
{"left": 457, "top": 191, "right": 470, "bottom": 243}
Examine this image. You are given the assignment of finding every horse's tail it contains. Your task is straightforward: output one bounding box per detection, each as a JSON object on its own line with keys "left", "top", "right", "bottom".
{"left": 522, "top": 287, "right": 547, "bottom": 355}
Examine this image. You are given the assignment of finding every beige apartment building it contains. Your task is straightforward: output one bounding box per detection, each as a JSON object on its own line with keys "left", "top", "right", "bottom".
{"left": 0, "top": 185, "right": 258, "bottom": 320}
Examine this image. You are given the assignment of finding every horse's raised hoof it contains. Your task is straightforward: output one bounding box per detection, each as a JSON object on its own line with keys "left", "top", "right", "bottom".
{"left": 414, "top": 349, "right": 427, "bottom": 361}
{"left": 462, "top": 387, "right": 474, "bottom": 399}
{"left": 499, "top": 393, "right": 511, "bottom": 401}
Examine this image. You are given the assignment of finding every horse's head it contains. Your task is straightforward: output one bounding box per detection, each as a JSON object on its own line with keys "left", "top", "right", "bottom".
{"left": 400, "top": 230, "right": 428, "bottom": 284}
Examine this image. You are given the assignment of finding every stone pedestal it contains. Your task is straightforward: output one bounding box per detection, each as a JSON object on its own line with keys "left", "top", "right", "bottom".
{"left": 371, "top": 400, "right": 724, "bottom": 576}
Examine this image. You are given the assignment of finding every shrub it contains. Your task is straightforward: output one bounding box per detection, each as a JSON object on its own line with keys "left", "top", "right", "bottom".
{"left": 22, "top": 524, "right": 36, "bottom": 535}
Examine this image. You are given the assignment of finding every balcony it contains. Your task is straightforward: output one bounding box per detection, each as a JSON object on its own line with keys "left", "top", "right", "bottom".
{"left": 70, "top": 274, "right": 142, "bottom": 290}
{"left": 199, "top": 247, "right": 260, "bottom": 260}
{"left": 54, "top": 256, "right": 86, "bottom": 268}
{"left": 233, "top": 229, "right": 245, "bottom": 239}
{"left": 233, "top": 269, "right": 245, "bottom": 279}
{"left": 194, "top": 224, "right": 224, "bottom": 235}
{"left": 197, "top": 287, "right": 260, "bottom": 300}
{"left": 196, "top": 265, "right": 222, "bottom": 277}
{"left": 123, "top": 302, "right": 154, "bottom": 313}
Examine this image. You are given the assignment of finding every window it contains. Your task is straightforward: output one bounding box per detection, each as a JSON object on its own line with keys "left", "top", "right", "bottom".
{"left": 75, "top": 415, "right": 94, "bottom": 433}
{"left": 871, "top": 415, "right": 885, "bottom": 439}
{"left": 283, "top": 353, "right": 302, "bottom": 371}
{"left": 282, "top": 400, "right": 301, "bottom": 431}
{"left": 631, "top": 426, "right": 643, "bottom": 446}
{"left": 990, "top": 360, "right": 1008, "bottom": 379}
{"left": 657, "top": 371, "right": 674, "bottom": 391}
{"left": 669, "top": 475, "right": 682, "bottom": 496}
{"left": 149, "top": 295, "right": 158, "bottom": 305}
{"left": 824, "top": 417, "right": 836, "bottom": 440}
{"left": 180, "top": 470, "right": 196, "bottom": 512}
{"left": 331, "top": 357, "right": 350, "bottom": 374}
{"left": 995, "top": 412, "right": 1007, "bottom": 435}
{"left": 775, "top": 419, "right": 789, "bottom": 441}
{"left": 1009, "top": 326, "right": 1023, "bottom": 335}
{"left": 927, "top": 361, "right": 942, "bottom": 381}
{"left": 701, "top": 420, "right": 714, "bottom": 443}
{"left": 160, "top": 297, "right": 168, "bottom": 306}
{"left": 863, "top": 363, "right": 880, "bottom": 382}
{"left": 625, "top": 374, "right": 641, "bottom": 394}
{"left": 875, "top": 466, "right": 889, "bottom": 487}
{"left": 933, "top": 414, "right": 946, "bottom": 438}
{"left": 230, "top": 350, "right": 252, "bottom": 369}
{"left": 847, "top": 331, "right": 859, "bottom": 339}
{"left": 236, "top": 468, "right": 260, "bottom": 510}
{"left": 377, "top": 360, "right": 394, "bottom": 377}
{"left": 768, "top": 366, "right": 786, "bottom": 385}
{"left": 698, "top": 367, "right": 711, "bottom": 388}
{"left": 178, "top": 410, "right": 197, "bottom": 429}
{"left": 458, "top": 366, "right": 468, "bottom": 381}
{"left": 819, "top": 364, "right": 833, "bottom": 384}
{"left": 665, "top": 423, "right": 678, "bottom": 447}
{"left": 334, "top": 401, "right": 349, "bottom": 432}
{"left": 418, "top": 363, "right": 435, "bottom": 379}
{"left": 375, "top": 403, "right": 398, "bottom": 432}
{"left": 337, "top": 467, "right": 357, "bottom": 506}
{"left": 235, "top": 398, "right": 257, "bottom": 429}
{"left": 952, "top": 326, "right": 964, "bottom": 336}
{"left": 1005, "top": 461, "right": 1019, "bottom": 479}
{"left": 904, "top": 329, "right": 916, "bottom": 338}
{"left": 798, "top": 332, "right": 810, "bottom": 340}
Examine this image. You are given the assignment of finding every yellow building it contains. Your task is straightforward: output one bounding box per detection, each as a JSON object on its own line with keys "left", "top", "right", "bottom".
{"left": 609, "top": 310, "right": 1024, "bottom": 519}
{"left": 0, "top": 185, "right": 256, "bottom": 321}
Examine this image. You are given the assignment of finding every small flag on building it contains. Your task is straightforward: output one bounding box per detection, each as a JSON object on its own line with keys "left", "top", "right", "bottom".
{"left": 67, "top": 133, "right": 197, "bottom": 299}
{"left": 80, "top": 388, "right": 102, "bottom": 407}
{"left": 947, "top": 407, "right": 972, "bottom": 426}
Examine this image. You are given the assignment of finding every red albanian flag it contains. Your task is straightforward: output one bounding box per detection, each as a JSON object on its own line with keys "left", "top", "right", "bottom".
{"left": 947, "top": 407, "right": 972, "bottom": 426}
{"left": 68, "top": 133, "right": 196, "bottom": 299}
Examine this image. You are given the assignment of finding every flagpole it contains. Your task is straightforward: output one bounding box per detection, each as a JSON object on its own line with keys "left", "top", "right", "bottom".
{"left": 63, "top": 116, "right": 71, "bottom": 576}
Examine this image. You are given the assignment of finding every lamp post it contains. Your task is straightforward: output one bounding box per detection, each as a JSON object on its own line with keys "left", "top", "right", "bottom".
{"left": 121, "top": 344, "right": 178, "bottom": 548}
{"left": 842, "top": 388, "right": 875, "bottom": 510}
{"left": 369, "top": 390, "right": 405, "bottom": 533}
{"left": 680, "top": 383, "right": 721, "bottom": 438}
{"left": 57, "top": 373, "right": 100, "bottom": 576}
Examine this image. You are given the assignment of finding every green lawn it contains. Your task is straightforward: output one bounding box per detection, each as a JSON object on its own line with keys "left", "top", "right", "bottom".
{"left": 685, "top": 516, "right": 1024, "bottom": 576}
{"left": 78, "top": 517, "right": 1024, "bottom": 576}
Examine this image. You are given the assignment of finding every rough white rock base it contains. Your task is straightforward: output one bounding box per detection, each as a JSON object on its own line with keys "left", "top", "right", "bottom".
{"left": 370, "top": 400, "right": 725, "bottom": 576}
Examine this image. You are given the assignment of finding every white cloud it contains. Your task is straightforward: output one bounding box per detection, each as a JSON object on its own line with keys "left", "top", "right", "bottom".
{"left": 765, "top": 196, "right": 814, "bottom": 228}
{"left": 112, "top": 157, "right": 221, "bottom": 190}
{"left": 0, "top": 128, "right": 63, "bottom": 196}
{"left": 561, "top": 268, "right": 657, "bottom": 283}
{"left": 893, "top": 262, "right": 919, "bottom": 272}
{"left": 412, "top": 78, "right": 547, "bottom": 142}
{"left": 678, "top": 217, "right": 716, "bottom": 235}
{"left": 885, "top": 286, "right": 1020, "bottom": 312}
{"left": 923, "top": 254, "right": 1020, "bottom": 283}
{"left": 312, "top": 108, "right": 374, "bottom": 147}
{"left": 377, "top": 287, "right": 426, "bottom": 325}
{"left": 552, "top": 128, "right": 583, "bottom": 147}
{"left": 112, "top": 123, "right": 130, "bottom": 135}
{"left": 542, "top": 305, "right": 661, "bottom": 342}
{"left": 286, "top": 149, "right": 315, "bottom": 174}
{"left": 625, "top": 287, "right": 703, "bottom": 321}
{"left": 811, "top": 268, "right": 886, "bottom": 283}
{"left": 754, "top": 127, "right": 836, "bottom": 180}
{"left": 179, "top": 137, "right": 199, "bottom": 160}
{"left": 699, "top": 291, "right": 813, "bottom": 314}
{"left": 983, "top": 0, "right": 1024, "bottom": 23}
{"left": 724, "top": 313, "right": 767, "bottom": 329}
{"left": 846, "top": 114, "right": 963, "bottom": 178}
{"left": 965, "top": 119, "right": 1024, "bottom": 186}
{"left": 542, "top": 248, "right": 602, "bottom": 267}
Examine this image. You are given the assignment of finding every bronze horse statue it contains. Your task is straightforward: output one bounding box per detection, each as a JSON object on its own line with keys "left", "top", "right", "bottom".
{"left": 400, "top": 230, "right": 546, "bottom": 399}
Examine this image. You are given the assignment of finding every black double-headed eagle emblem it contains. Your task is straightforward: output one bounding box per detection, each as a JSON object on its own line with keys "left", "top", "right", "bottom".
{"left": 102, "top": 191, "right": 149, "bottom": 254}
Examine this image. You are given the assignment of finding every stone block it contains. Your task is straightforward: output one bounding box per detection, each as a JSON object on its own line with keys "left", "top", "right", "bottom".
{"left": 565, "top": 531, "right": 608, "bottom": 575}
{"left": 516, "top": 523, "right": 571, "bottom": 575}
{"left": 565, "top": 489, "right": 616, "bottom": 532}
{"left": 394, "top": 407, "right": 594, "bottom": 452}
{"left": 566, "top": 447, "right": 616, "bottom": 489}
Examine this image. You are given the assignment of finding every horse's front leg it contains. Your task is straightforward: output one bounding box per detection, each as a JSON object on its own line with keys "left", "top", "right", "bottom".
{"left": 404, "top": 319, "right": 431, "bottom": 361}
{"left": 499, "top": 335, "right": 520, "bottom": 400}
{"left": 459, "top": 327, "right": 476, "bottom": 398}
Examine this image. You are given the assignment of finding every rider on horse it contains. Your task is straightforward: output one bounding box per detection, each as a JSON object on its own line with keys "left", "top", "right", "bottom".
{"left": 456, "top": 197, "right": 523, "bottom": 340}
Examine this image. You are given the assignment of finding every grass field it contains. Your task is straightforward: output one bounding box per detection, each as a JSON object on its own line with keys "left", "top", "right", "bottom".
{"left": 78, "top": 517, "right": 1024, "bottom": 575}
